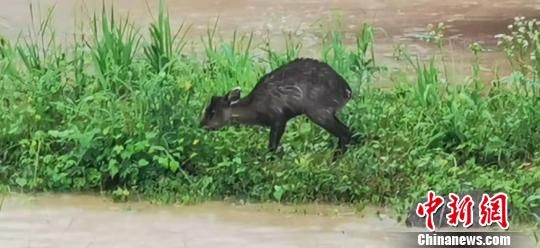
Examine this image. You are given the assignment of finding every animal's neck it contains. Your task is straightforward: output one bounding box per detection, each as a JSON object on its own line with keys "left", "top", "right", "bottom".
{"left": 230, "top": 98, "right": 260, "bottom": 125}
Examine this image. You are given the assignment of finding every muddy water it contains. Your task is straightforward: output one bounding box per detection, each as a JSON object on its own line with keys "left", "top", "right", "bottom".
{"left": 1, "top": 1, "right": 539, "bottom": 61}
{"left": 0, "top": 0, "right": 539, "bottom": 85}
{"left": 0, "top": 194, "right": 538, "bottom": 248}
{"left": 0, "top": 0, "right": 538, "bottom": 41}
{"left": 0, "top": 194, "right": 409, "bottom": 248}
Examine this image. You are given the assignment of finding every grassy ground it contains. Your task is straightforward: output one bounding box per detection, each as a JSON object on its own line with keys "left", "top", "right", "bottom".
{"left": 0, "top": 2, "right": 539, "bottom": 230}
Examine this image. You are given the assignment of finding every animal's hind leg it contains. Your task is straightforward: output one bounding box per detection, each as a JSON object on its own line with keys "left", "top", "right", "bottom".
{"left": 332, "top": 116, "right": 353, "bottom": 151}
{"left": 307, "top": 110, "right": 352, "bottom": 157}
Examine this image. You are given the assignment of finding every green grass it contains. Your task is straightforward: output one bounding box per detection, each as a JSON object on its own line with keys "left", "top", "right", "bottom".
{"left": 0, "top": 1, "right": 539, "bottom": 228}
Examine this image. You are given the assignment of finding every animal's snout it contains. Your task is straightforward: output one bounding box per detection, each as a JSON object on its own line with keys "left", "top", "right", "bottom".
{"left": 199, "top": 121, "right": 208, "bottom": 129}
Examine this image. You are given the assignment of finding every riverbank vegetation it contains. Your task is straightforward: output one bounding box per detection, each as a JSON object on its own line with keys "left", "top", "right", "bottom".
{"left": 0, "top": 2, "right": 539, "bottom": 228}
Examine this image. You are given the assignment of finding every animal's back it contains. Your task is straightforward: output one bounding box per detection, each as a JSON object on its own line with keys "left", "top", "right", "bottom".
{"left": 246, "top": 58, "right": 352, "bottom": 116}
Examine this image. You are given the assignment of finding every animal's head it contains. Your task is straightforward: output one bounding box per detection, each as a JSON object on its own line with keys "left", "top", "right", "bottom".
{"left": 199, "top": 88, "right": 241, "bottom": 131}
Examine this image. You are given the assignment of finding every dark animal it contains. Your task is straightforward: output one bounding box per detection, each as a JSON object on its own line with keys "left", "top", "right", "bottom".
{"left": 199, "top": 58, "right": 355, "bottom": 158}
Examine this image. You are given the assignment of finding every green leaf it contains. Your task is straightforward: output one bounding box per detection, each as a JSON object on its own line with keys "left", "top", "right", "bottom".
{"left": 526, "top": 194, "right": 540, "bottom": 206}
{"left": 138, "top": 159, "right": 149, "bottom": 167}
{"left": 108, "top": 160, "right": 119, "bottom": 177}
{"left": 169, "top": 159, "right": 179, "bottom": 172}
{"left": 273, "top": 185, "right": 285, "bottom": 202}
{"left": 235, "top": 166, "right": 246, "bottom": 174}
{"left": 120, "top": 150, "right": 131, "bottom": 160}
{"left": 15, "top": 178, "right": 27, "bottom": 187}
{"left": 113, "top": 145, "right": 124, "bottom": 154}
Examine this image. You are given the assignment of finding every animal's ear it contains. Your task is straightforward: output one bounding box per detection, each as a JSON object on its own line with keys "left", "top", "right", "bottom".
{"left": 225, "top": 88, "right": 241, "bottom": 105}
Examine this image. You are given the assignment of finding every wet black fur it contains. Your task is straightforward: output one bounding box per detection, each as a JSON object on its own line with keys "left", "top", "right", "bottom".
{"left": 200, "top": 58, "right": 356, "bottom": 159}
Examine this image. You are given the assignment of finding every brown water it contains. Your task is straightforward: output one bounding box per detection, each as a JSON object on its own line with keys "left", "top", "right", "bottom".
{"left": 1, "top": 0, "right": 539, "bottom": 77}
{"left": 0, "top": 194, "right": 537, "bottom": 248}
{"left": 1, "top": 0, "right": 539, "bottom": 40}
{"left": 0, "top": 194, "right": 405, "bottom": 248}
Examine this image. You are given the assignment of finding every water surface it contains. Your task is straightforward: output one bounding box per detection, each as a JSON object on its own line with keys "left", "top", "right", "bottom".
{"left": 0, "top": 194, "right": 410, "bottom": 248}
{"left": 1, "top": 0, "right": 538, "bottom": 85}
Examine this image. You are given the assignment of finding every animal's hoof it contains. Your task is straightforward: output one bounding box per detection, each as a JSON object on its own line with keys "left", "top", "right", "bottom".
{"left": 331, "top": 150, "right": 346, "bottom": 162}
{"left": 265, "top": 149, "right": 282, "bottom": 162}
{"left": 266, "top": 154, "right": 277, "bottom": 162}
{"left": 350, "top": 133, "right": 365, "bottom": 145}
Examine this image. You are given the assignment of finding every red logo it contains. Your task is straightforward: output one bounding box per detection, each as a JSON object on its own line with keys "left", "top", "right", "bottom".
{"left": 415, "top": 191, "right": 445, "bottom": 232}
{"left": 446, "top": 193, "right": 474, "bottom": 228}
{"left": 479, "top": 193, "right": 509, "bottom": 230}
{"left": 415, "top": 191, "right": 510, "bottom": 231}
